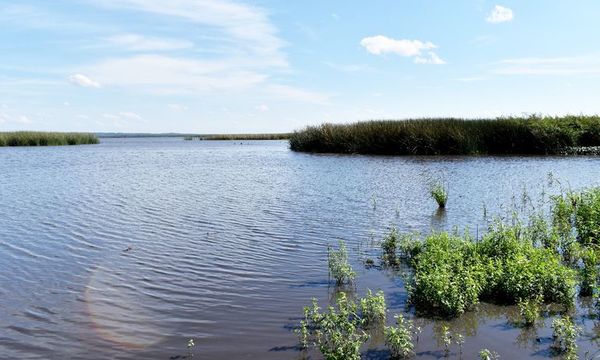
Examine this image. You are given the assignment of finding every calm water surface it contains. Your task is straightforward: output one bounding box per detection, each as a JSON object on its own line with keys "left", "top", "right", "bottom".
{"left": 0, "top": 138, "right": 599, "bottom": 359}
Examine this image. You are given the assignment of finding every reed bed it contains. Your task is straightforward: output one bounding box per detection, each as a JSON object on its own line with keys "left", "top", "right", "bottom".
{"left": 289, "top": 115, "right": 600, "bottom": 155}
{"left": 186, "top": 133, "right": 290, "bottom": 141}
{"left": 0, "top": 132, "right": 99, "bottom": 147}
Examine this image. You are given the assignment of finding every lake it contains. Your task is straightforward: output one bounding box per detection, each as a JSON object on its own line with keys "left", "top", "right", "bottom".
{"left": 0, "top": 138, "right": 598, "bottom": 359}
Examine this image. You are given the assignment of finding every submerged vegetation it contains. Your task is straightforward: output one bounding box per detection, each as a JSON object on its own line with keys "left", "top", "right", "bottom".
{"left": 0, "top": 131, "right": 99, "bottom": 146}
{"left": 296, "top": 185, "right": 600, "bottom": 358}
{"left": 289, "top": 115, "right": 600, "bottom": 155}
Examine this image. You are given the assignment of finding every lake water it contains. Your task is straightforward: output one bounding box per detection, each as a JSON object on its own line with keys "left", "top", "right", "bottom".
{"left": 0, "top": 138, "right": 599, "bottom": 359}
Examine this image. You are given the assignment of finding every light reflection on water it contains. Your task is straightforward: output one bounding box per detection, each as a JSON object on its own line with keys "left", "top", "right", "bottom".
{"left": 0, "top": 138, "right": 598, "bottom": 359}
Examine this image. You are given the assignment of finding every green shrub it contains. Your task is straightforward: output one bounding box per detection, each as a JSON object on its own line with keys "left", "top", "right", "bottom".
{"left": 552, "top": 316, "right": 580, "bottom": 360}
{"left": 381, "top": 228, "right": 399, "bottom": 265}
{"left": 573, "top": 189, "right": 600, "bottom": 246}
{"left": 579, "top": 247, "right": 599, "bottom": 296}
{"left": 297, "top": 293, "right": 371, "bottom": 360}
{"left": 385, "top": 314, "right": 415, "bottom": 359}
{"left": 517, "top": 295, "right": 542, "bottom": 326}
{"left": 358, "top": 289, "right": 386, "bottom": 326}
{"left": 328, "top": 240, "right": 355, "bottom": 285}
{"left": 409, "top": 232, "right": 482, "bottom": 317}
{"left": 431, "top": 183, "right": 448, "bottom": 208}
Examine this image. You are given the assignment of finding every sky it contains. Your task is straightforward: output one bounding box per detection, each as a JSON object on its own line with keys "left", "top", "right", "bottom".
{"left": 1, "top": 0, "right": 600, "bottom": 133}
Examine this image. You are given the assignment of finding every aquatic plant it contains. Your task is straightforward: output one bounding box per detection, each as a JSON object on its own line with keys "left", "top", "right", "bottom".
{"left": 358, "top": 289, "right": 386, "bottom": 326}
{"left": 298, "top": 293, "right": 368, "bottom": 360}
{"left": 385, "top": 314, "right": 415, "bottom": 359}
{"left": 441, "top": 324, "right": 452, "bottom": 357}
{"left": 0, "top": 131, "right": 99, "bottom": 146}
{"left": 552, "top": 316, "right": 580, "bottom": 360}
{"left": 328, "top": 240, "right": 355, "bottom": 285}
{"left": 289, "top": 115, "right": 600, "bottom": 155}
{"left": 479, "top": 348, "right": 500, "bottom": 360}
{"left": 381, "top": 227, "right": 399, "bottom": 265}
{"left": 430, "top": 183, "right": 448, "bottom": 209}
{"left": 579, "top": 246, "right": 599, "bottom": 296}
{"left": 455, "top": 333, "right": 465, "bottom": 359}
{"left": 399, "top": 222, "right": 577, "bottom": 317}
{"left": 517, "top": 295, "right": 542, "bottom": 327}
{"left": 187, "top": 339, "right": 195, "bottom": 358}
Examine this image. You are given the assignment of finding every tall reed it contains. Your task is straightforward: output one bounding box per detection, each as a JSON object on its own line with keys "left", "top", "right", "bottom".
{"left": 0, "top": 132, "right": 99, "bottom": 147}
{"left": 289, "top": 115, "right": 600, "bottom": 155}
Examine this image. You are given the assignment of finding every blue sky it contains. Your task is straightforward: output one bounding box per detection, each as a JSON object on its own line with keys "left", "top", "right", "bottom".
{"left": 1, "top": 0, "right": 600, "bottom": 133}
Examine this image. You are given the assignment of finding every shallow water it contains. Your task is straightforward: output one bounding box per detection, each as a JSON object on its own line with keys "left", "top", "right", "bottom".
{"left": 0, "top": 138, "right": 598, "bottom": 359}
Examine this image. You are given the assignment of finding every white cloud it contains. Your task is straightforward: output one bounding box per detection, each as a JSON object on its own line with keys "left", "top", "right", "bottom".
{"left": 415, "top": 52, "right": 446, "bottom": 65}
{"left": 360, "top": 35, "right": 445, "bottom": 64}
{"left": 493, "top": 55, "right": 600, "bottom": 75}
{"left": 69, "top": 74, "right": 100, "bottom": 88}
{"left": 105, "top": 33, "right": 194, "bottom": 51}
{"left": 486, "top": 5, "right": 513, "bottom": 23}
{"left": 255, "top": 104, "right": 269, "bottom": 112}
{"left": 94, "top": 0, "right": 287, "bottom": 67}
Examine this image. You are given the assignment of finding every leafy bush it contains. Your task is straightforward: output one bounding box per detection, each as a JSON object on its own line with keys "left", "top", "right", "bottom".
{"left": 579, "top": 246, "right": 599, "bottom": 296}
{"left": 298, "top": 293, "right": 368, "bottom": 360}
{"left": 400, "top": 223, "right": 576, "bottom": 317}
{"left": 358, "top": 289, "right": 386, "bottom": 326}
{"left": 518, "top": 295, "right": 542, "bottom": 326}
{"left": 328, "top": 240, "right": 355, "bottom": 285}
{"left": 385, "top": 314, "right": 415, "bottom": 359}
{"left": 573, "top": 189, "right": 600, "bottom": 246}
{"left": 552, "top": 316, "right": 580, "bottom": 360}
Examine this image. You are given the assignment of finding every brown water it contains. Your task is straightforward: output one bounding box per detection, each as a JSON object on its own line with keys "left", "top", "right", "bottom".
{"left": 0, "top": 138, "right": 598, "bottom": 359}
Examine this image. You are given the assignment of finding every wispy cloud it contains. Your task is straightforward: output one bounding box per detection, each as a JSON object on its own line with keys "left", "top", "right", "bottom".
{"left": 493, "top": 55, "right": 600, "bottom": 75}
{"left": 360, "top": 35, "right": 445, "bottom": 64}
{"left": 105, "top": 34, "right": 194, "bottom": 51}
{"left": 69, "top": 74, "right": 101, "bottom": 88}
{"left": 486, "top": 5, "right": 514, "bottom": 23}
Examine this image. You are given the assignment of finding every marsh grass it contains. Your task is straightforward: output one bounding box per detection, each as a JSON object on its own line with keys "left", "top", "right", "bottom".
{"left": 328, "top": 240, "right": 355, "bottom": 285}
{"left": 0, "top": 131, "right": 99, "bottom": 146}
{"left": 289, "top": 115, "right": 600, "bottom": 155}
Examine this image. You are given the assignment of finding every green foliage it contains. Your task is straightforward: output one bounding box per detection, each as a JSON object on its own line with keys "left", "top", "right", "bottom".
{"left": 381, "top": 228, "right": 399, "bottom": 265}
{"left": 579, "top": 246, "right": 599, "bottom": 296}
{"left": 441, "top": 324, "right": 452, "bottom": 357}
{"left": 479, "top": 349, "right": 500, "bottom": 360}
{"left": 385, "top": 314, "right": 415, "bottom": 359}
{"left": 0, "top": 131, "right": 99, "bottom": 146}
{"left": 403, "top": 223, "right": 577, "bottom": 318}
{"left": 431, "top": 183, "right": 448, "bottom": 208}
{"left": 552, "top": 316, "right": 580, "bottom": 360}
{"left": 358, "top": 289, "right": 386, "bottom": 326}
{"left": 517, "top": 295, "right": 542, "bottom": 326}
{"left": 289, "top": 116, "right": 600, "bottom": 155}
{"left": 573, "top": 189, "right": 600, "bottom": 246}
{"left": 297, "top": 293, "right": 371, "bottom": 360}
{"left": 328, "top": 240, "right": 355, "bottom": 285}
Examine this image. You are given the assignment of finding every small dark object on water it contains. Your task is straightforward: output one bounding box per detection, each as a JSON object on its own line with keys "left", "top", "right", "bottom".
{"left": 365, "top": 258, "right": 375, "bottom": 268}
{"left": 123, "top": 246, "right": 133, "bottom": 252}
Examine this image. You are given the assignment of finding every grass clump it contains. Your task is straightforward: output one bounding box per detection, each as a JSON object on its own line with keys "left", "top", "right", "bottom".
{"left": 385, "top": 314, "right": 416, "bottom": 359}
{"left": 430, "top": 183, "right": 448, "bottom": 209}
{"left": 551, "top": 316, "right": 580, "bottom": 360}
{"left": 328, "top": 240, "right": 355, "bottom": 285}
{"left": 289, "top": 115, "right": 600, "bottom": 155}
{"left": 0, "top": 131, "right": 99, "bottom": 146}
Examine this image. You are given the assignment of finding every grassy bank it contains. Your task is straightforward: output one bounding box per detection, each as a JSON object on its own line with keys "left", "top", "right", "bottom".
{"left": 184, "top": 133, "right": 290, "bottom": 140}
{"left": 0, "top": 132, "right": 99, "bottom": 147}
{"left": 289, "top": 115, "right": 600, "bottom": 155}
